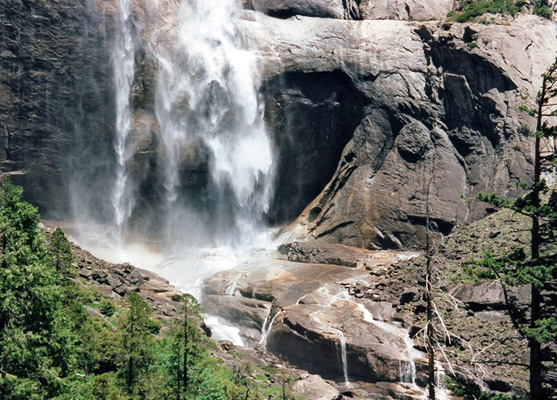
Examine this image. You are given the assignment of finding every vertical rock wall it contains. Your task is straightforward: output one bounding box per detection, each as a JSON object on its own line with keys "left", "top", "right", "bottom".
{"left": 0, "top": 0, "right": 116, "bottom": 217}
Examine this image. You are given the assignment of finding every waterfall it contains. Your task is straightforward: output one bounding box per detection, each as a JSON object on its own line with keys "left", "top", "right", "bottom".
{"left": 339, "top": 333, "right": 350, "bottom": 386}
{"left": 399, "top": 336, "right": 417, "bottom": 385}
{"left": 258, "top": 310, "right": 281, "bottom": 348}
{"left": 204, "top": 315, "right": 245, "bottom": 347}
{"left": 73, "top": 0, "right": 273, "bottom": 272}
{"left": 151, "top": 0, "right": 273, "bottom": 246}
{"left": 111, "top": 0, "right": 135, "bottom": 240}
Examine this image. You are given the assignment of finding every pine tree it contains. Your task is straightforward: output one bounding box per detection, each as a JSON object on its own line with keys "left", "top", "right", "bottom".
{"left": 49, "top": 226, "right": 74, "bottom": 277}
{"left": 477, "top": 56, "right": 557, "bottom": 400}
{"left": 118, "top": 291, "right": 156, "bottom": 396}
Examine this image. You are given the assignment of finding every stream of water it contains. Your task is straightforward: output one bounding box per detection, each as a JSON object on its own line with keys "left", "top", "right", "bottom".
{"left": 150, "top": 0, "right": 273, "bottom": 247}
{"left": 111, "top": 0, "right": 136, "bottom": 242}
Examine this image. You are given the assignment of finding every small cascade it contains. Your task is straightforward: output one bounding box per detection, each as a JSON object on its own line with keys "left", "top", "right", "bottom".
{"left": 312, "top": 285, "right": 422, "bottom": 388}
{"left": 258, "top": 310, "right": 281, "bottom": 349}
{"left": 339, "top": 333, "right": 350, "bottom": 386}
{"left": 204, "top": 315, "right": 245, "bottom": 347}
{"left": 354, "top": 302, "right": 375, "bottom": 323}
{"left": 400, "top": 336, "right": 417, "bottom": 386}
{"left": 427, "top": 361, "right": 450, "bottom": 400}
{"left": 225, "top": 273, "right": 242, "bottom": 296}
{"left": 225, "top": 281, "right": 238, "bottom": 296}
{"left": 110, "top": 0, "right": 135, "bottom": 240}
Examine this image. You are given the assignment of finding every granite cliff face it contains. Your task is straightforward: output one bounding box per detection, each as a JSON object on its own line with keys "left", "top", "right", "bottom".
{"left": 246, "top": 0, "right": 456, "bottom": 20}
{"left": 254, "top": 14, "right": 557, "bottom": 248}
{"left": 1, "top": 0, "right": 557, "bottom": 246}
{"left": 0, "top": 0, "right": 117, "bottom": 217}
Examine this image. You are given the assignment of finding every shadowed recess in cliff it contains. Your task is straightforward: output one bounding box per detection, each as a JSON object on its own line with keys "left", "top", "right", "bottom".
{"left": 264, "top": 70, "right": 367, "bottom": 224}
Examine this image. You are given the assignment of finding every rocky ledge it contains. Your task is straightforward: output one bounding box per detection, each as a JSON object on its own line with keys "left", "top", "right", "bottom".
{"left": 41, "top": 222, "right": 182, "bottom": 318}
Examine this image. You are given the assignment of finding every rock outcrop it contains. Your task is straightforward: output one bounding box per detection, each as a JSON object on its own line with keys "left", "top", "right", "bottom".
{"left": 359, "top": 0, "right": 456, "bottom": 20}
{"left": 41, "top": 222, "right": 182, "bottom": 318}
{"left": 254, "top": 14, "right": 557, "bottom": 248}
{"left": 247, "top": 0, "right": 457, "bottom": 20}
{"left": 202, "top": 255, "right": 429, "bottom": 386}
{"left": 250, "top": 0, "right": 346, "bottom": 19}
{"left": 279, "top": 241, "right": 419, "bottom": 268}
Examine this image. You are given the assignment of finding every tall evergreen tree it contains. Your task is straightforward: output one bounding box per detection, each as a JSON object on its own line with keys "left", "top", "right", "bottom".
{"left": 49, "top": 227, "right": 74, "bottom": 277}
{"left": 478, "top": 56, "right": 557, "bottom": 399}
{"left": 119, "top": 291, "right": 156, "bottom": 396}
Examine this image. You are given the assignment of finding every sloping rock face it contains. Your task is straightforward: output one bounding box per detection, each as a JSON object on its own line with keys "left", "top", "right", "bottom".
{"left": 254, "top": 15, "right": 557, "bottom": 248}
{"left": 202, "top": 254, "right": 428, "bottom": 385}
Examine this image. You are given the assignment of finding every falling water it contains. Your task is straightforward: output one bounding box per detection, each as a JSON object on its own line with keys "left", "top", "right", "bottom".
{"left": 399, "top": 336, "right": 417, "bottom": 385}
{"left": 339, "top": 333, "right": 350, "bottom": 386}
{"left": 225, "top": 273, "right": 243, "bottom": 296}
{"left": 311, "top": 285, "right": 420, "bottom": 387}
{"left": 111, "top": 0, "right": 135, "bottom": 239}
{"left": 258, "top": 310, "right": 281, "bottom": 348}
{"left": 151, "top": 0, "right": 273, "bottom": 246}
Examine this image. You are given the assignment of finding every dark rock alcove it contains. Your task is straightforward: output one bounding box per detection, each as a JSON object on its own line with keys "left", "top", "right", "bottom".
{"left": 264, "top": 70, "right": 367, "bottom": 224}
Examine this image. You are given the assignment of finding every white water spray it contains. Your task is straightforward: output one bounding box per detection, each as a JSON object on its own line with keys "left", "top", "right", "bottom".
{"left": 151, "top": 0, "right": 273, "bottom": 246}
{"left": 400, "top": 337, "right": 417, "bottom": 385}
{"left": 111, "top": 0, "right": 135, "bottom": 239}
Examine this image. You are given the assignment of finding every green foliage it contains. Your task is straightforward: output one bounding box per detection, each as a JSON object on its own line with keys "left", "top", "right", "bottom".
{"left": 49, "top": 227, "right": 74, "bottom": 276}
{"left": 0, "top": 178, "right": 77, "bottom": 399}
{"left": 118, "top": 291, "right": 156, "bottom": 395}
{"left": 448, "top": 378, "right": 527, "bottom": 400}
{"left": 533, "top": 0, "right": 552, "bottom": 18}
{"left": 454, "top": 0, "right": 522, "bottom": 22}
{"left": 0, "top": 179, "right": 301, "bottom": 400}
{"left": 99, "top": 298, "right": 116, "bottom": 317}
{"left": 453, "top": 0, "right": 552, "bottom": 22}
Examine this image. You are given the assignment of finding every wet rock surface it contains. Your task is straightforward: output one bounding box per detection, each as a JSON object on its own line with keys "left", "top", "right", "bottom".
{"left": 0, "top": 0, "right": 116, "bottom": 216}
{"left": 202, "top": 254, "right": 428, "bottom": 387}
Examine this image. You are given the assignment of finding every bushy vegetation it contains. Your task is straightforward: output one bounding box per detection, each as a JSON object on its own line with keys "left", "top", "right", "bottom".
{"left": 448, "top": 379, "right": 527, "bottom": 400}
{"left": 0, "top": 178, "right": 297, "bottom": 400}
{"left": 451, "top": 0, "right": 552, "bottom": 22}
